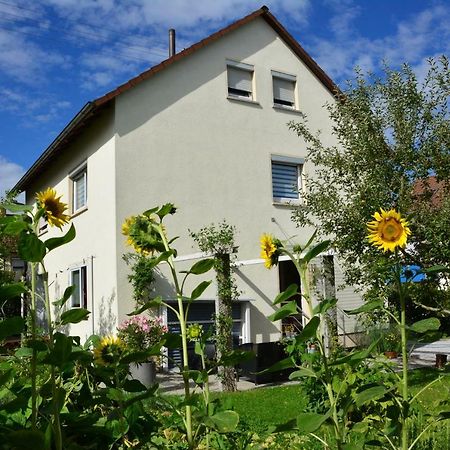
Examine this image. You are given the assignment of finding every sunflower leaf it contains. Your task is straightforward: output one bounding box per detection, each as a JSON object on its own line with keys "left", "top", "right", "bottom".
{"left": 18, "top": 232, "right": 46, "bottom": 262}
{"left": 45, "top": 224, "right": 76, "bottom": 252}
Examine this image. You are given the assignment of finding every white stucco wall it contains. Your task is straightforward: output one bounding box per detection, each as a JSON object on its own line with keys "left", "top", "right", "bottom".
{"left": 113, "top": 17, "right": 343, "bottom": 341}
{"left": 25, "top": 109, "right": 118, "bottom": 341}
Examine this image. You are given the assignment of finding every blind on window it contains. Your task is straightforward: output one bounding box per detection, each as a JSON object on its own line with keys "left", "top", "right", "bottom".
{"left": 272, "top": 162, "right": 299, "bottom": 199}
{"left": 273, "top": 77, "right": 295, "bottom": 105}
{"left": 227, "top": 66, "right": 252, "bottom": 93}
{"left": 74, "top": 171, "right": 86, "bottom": 210}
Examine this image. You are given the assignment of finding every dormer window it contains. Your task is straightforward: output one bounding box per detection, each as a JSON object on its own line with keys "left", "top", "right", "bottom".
{"left": 227, "top": 60, "right": 254, "bottom": 100}
{"left": 272, "top": 71, "right": 296, "bottom": 109}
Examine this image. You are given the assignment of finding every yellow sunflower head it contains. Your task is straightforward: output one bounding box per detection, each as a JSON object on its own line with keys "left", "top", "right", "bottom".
{"left": 260, "top": 233, "right": 282, "bottom": 269}
{"left": 93, "top": 335, "right": 125, "bottom": 366}
{"left": 367, "top": 208, "right": 411, "bottom": 253}
{"left": 122, "top": 214, "right": 165, "bottom": 255}
{"left": 36, "top": 188, "right": 70, "bottom": 229}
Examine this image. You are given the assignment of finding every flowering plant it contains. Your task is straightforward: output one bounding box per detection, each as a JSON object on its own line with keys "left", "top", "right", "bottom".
{"left": 117, "top": 315, "right": 167, "bottom": 353}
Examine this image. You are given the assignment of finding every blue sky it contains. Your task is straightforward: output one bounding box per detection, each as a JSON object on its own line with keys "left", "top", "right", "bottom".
{"left": 1, "top": 0, "right": 449, "bottom": 195}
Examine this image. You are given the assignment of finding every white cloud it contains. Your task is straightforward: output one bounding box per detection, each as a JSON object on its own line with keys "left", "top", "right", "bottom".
{"left": 0, "top": 156, "right": 25, "bottom": 196}
{"left": 310, "top": 2, "right": 450, "bottom": 83}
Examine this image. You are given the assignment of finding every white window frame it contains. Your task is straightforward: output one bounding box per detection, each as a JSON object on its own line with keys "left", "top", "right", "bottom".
{"left": 70, "top": 163, "right": 87, "bottom": 214}
{"left": 271, "top": 155, "right": 304, "bottom": 204}
{"left": 272, "top": 70, "right": 297, "bottom": 109}
{"left": 70, "top": 266, "right": 87, "bottom": 309}
{"left": 226, "top": 59, "right": 255, "bottom": 101}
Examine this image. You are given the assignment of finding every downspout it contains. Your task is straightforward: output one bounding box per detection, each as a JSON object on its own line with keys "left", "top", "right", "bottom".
{"left": 90, "top": 256, "right": 95, "bottom": 335}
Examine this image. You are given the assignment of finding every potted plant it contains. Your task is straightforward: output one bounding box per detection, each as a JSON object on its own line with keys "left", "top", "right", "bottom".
{"left": 382, "top": 327, "right": 401, "bottom": 359}
{"left": 117, "top": 315, "right": 168, "bottom": 385}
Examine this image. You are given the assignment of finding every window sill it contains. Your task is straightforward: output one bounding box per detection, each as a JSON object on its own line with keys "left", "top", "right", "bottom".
{"left": 227, "top": 96, "right": 261, "bottom": 107}
{"left": 71, "top": 206, "right": 88, "bottom": 219}
{"left": 272, "top": 200, "right": 301, "bottom": 207}
{"left": 272, "top": 104, "right": 303, "bottom": 114}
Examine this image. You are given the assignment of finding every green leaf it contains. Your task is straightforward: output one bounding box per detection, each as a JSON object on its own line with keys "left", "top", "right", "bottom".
{"left": 302, "top": 240, "right": 331, "bottom": 264}
{"left": 183, "top": 258, "right": 215, "bottom": 275}
{"left": 355, "top": 386, "right": 387, "bottom": 408}
{"left": 127, "top": 296, "right": 163, "bottom": 315}
{"left": 0, "top": 282, "right": 27, "bottom": 301}
{"left": 123, "top": 379, "right": 147, "bottom": 392}
{"left": 268, "top": 300, "right": 298, "bottom": 321}
{"left": 162, "top": 332, "right": 182, "bottom": 349}
{"left": 345, "top": 300, "right": 382, "bottom": 315}
{"left": 217, "top": 350, "right": 255, "bottom": 367}
{"left": 190, "top": 280, "right": 212, "bottom": 301}
{"left": 18, "top": 232, "right": 46, "bottom": 262}
{"left": 0, "top": 316, "right": 25, "bottom": 340}
{"left": 294, "top": 316, "right": 320, "bottom": 344}
{"left": 52, "top": 285, "right": 75, "bottom": 307}
{"left": 408, "top": 318, "right": 441, "bottom": 334}
{"left": 43, "top": 333, "right": 72, "bottom": 366}
{"left": 314, "top": 297, "right": 338, "bottom": 315}
{"left": 45, "top": 223, "right": 76, "bottom": 252}
{"left": 258, "top": 356, "right": 295, "bottom": 374}
{"left": 297, "top": 412, "right": 329, "bottom": 433}
{"left": 273, "top": 283, "right": 299, "bottom": 306}
{"left": 1, "top": 202, "right": 33, "bottom": 213}
{"left": 4, "top": 218, "right": 29, "bottom": 235}
{"left": 205, "top": 410, "right": 239, "bottom": 433}
{"left": 289, "top": 367, "right": 318, "bottom": 379}
{"left": 194, "top": 341, "right": 203, "bottom": 356}
{"left": 59, "top": 308, "right": 90, "bottom": 325}
{"left": 156, "top": 203, "right": 177, "bottom": 219}
{"left": 422, "top": 265, "right": 450, "bottom": 274}
{"left": 5, "top": 430, "right": 46, "bottom": 450}
{"left": 303, "top": 230, "right": 318, "bottom": 252}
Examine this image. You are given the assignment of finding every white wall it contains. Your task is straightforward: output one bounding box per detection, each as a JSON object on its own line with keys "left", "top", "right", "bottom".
{"left": 25, "top": 109, "right": 118, "bottom": 341}
{"left": 113, "top": 17, "right": 343, "bottom": 340}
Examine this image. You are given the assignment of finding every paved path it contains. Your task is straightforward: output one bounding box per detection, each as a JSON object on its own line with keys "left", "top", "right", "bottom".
{"left": 156, "top": 339, "right": 450, "bottom": 394}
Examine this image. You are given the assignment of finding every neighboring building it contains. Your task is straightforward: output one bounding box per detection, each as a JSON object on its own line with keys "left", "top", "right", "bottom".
{"left": 14, "top": 7, "right": 362, "bottom": 352}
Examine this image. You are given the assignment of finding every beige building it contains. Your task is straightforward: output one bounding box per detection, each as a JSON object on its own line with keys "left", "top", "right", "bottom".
{"left": 14, "top": 7, "right": 362, "bottom": 353}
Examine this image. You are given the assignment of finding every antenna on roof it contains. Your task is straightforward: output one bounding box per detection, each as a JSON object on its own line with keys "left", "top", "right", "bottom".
{"left": 169, "top": 29, "right": 176, "bottom": 57}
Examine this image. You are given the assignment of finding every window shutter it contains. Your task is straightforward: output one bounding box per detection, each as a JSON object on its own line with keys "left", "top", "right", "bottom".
{"left": 228, "top": 67, "right": 252, "bottom": 93}
{"left": 273, "top": 77, "right": 295, "bottom": 106}
{"left": 272, "top": 162, "right": 299, "bottom": 200}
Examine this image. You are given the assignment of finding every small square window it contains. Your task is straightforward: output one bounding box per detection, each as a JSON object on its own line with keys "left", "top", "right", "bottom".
{"left": 71, "top": 266, "right": 87, "bottom": 309}
{"left": 227, "top": 61, "right": 254, "bottom": 100}
{"left": 70, "top": 166, "right": 87, "bottom": 213}
{"left": 271, "top": 156, "right": 303, "bottom": 203}
{"left": 272, "top": 71, "right": 296, "bottom": 108}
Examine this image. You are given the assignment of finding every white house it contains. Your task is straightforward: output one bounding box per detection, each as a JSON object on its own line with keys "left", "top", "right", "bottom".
{"left": 14, "top": 6, "right": 362, "bottom": 352}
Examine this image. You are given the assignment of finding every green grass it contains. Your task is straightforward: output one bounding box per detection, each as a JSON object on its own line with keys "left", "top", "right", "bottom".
{"left": 213, "top": 384, "right": 306, "bottom": 432}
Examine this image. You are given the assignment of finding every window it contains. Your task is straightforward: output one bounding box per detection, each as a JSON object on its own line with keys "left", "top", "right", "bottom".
{"left": 70, "top": 165, "right": 87, "bottom": 213}
{"left": 71, "top": 266, "right": 87, "bottom": 308}
{"left": 272, "top": 71, "right": 296, "bottom": 108}
{"left": 227, "top": 60, "right": 254, "bottom": 100}
{"left": 271, "top": 155, "right": 304, "bottom": 203}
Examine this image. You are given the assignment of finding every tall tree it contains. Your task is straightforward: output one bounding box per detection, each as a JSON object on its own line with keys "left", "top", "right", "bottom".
{"left": 290, "top": 57, "right": 450, "bottom": 326}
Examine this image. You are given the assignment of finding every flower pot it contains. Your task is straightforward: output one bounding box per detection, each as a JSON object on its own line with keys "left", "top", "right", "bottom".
{"left": 130, "top": 361, "right": 156, "bottom": 386}
{"left": 384, "top": 351, "right": 398, "bottom": 359}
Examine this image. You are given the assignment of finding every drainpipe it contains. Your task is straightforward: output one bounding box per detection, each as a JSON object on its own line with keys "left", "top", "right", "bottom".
{"left": 90, "top": 256, "right": 95, "bottom": 335}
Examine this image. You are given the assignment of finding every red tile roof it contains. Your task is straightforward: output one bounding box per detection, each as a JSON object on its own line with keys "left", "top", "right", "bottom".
{"left": 14, "top": 6, "right": 339, "bottom": 192}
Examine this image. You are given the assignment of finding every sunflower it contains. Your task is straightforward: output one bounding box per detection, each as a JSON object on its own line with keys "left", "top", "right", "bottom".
{"left": 367, "top": 208, "right": 411, "bottom": 252}
{"left": 93, "top": 336, "right": 125, "bottom": 365}
{"left": 122, "top": 214, "right": 165, "bottom": 255}
{"left": 260, "top": 233, "right": 281, "bottom": 269}
{"left": 36, "top": 188, "right": 70, "bottom": 228}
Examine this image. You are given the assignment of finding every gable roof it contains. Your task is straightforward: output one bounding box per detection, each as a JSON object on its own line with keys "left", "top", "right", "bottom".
{"left": 14, "top": 5, "right": 339, "bottom": 193}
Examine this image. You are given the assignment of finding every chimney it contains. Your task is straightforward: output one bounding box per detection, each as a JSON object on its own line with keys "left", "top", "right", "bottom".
{"left": 169, "top": 29, "right": 176, "bottom": 57}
